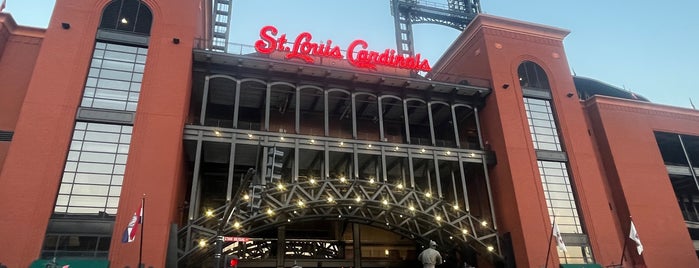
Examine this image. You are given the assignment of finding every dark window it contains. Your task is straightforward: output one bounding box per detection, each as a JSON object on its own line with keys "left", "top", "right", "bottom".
{"left": 518, "top": 61, "right": 550, "bottom": 90}
{"left": 0, "top": 130, "right": 13, "bottom": 141}
{"left": 99, "top": 0, "right": 153, "bottom": 35}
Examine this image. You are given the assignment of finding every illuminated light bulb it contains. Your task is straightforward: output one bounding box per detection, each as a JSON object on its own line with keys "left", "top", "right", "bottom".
{"left": 369, "top": 178, "right": 375, "bottom": 184}
{"left": 120, "top": 18, "right": 128, "bottom": 24}
{"left": 481, "top": 220, "right": 488, "bottom": 227}
{"left": 367, "top": 144, "right": 372, "bottom": 148}
{"left": 243, "top": 194, "right": 250, "bottom": 200}
{"left": 205, "top": 209, "right": 214, "bottom": 217}
{"left": 382, "top": 199, "right": 389, "bottom": 206}
{"left": 297, "top": 200, "right": 305, "bottom": 207}
{"left": 339, "top": 176, "right": 346, "bottom": 183}
{"left": 277, "top": 183, "right": 285, "bottom": 190}
{"left": 409, "top": 205, "right": 415, "bottom": 211}
{"left": 340, "top": 141, "right": 344, "bottom": 146}
{"left": 233, "top": 221, "right": 241, "bottom": 229}
{"left": 280, "top": 136, "right": 285, "bottom": 141}
{"left": 349, "top": 206, "right": 352, "bottom": 209}
{"left": 394, "top": 146, "right": 399, "bottom": 151}
{"left": 425, "top": 192, "right": 432, "bottom": 198}
{"left": 470, "top": 153, "right": 476, "bottom": 157}
{"left": 435, "top": 215, "right": 442, "bottom": 222}
{"left": 449, "top": 236, "right": 453, "bottom": 240}
{"left": 287, "top": 219, "right": 291, "bottom": 222}
{"left": 355, "top": 196, "right": 361, "bottom": 203}
{"left": 266, "top": 208, "right": 274, "bottom": 215}
{"left": 247, "top": 133, "right": 253, "bottom": 138}
{"left": 453, "top": 204, "right": 459, "bottom": 210}
{"left": 199, "top": 239, "right": 207, "bottom": 247}
{"left": 385, "top": 249, "right": 389, "bottom": 256}
{"left": 420, "top": 148, "right": 426, "bottom": 153}
{"left": 327, "top": 196, "right": 334, "bottom": 203}
{"left": 397, "top": 183, "right": 404, "bottom": 189}
{"left": 462, "top": 229, "right": 468, "bottom": 234}
{"left": 487, "top": 246, "right": 494, "bottom": 252}
{"left": 309, "top": 178, "right": 316, "bottom": 184}
{"left": 310, "top": 139, "right": 315, "bottom": 144}
{"left": 213, "top": 130, "right": 221, "bottom": 136}
{"left": 446, "top": 151, "right": 451, "bottom": 155}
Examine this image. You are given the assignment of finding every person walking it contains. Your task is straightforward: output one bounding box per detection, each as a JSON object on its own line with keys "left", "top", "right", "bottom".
{"left": 418, "top": 240, "right": 443, "bottom": 268}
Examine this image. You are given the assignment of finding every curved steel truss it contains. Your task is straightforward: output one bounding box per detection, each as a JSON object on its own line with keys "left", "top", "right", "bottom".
{"left": 178, "top": 177, "right": 502, "bottom": 265}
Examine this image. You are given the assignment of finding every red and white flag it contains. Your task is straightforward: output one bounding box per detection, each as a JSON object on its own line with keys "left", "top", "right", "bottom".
{"left": 629, "top": 221, "right": 643, "bottom": 255}
{"left": 552, "top": 219, "right": 567, "bottom": 252}
{"left": 121, "top": 199, "right": 143, "bottom": 243}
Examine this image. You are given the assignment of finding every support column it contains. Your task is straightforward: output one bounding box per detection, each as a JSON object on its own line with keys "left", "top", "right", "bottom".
{"left": 277, "top": 226, "right": 286, "bottom": 268}
{"left": 353, "top": 223, "right": 362, "bottom": 268}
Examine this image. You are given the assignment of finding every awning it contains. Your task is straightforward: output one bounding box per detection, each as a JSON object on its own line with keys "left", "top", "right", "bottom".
{"left": 560, "top": 264, "right": 603, "bottom": 268}
{"left": 30, "top": 259, "right": 109, "bottom": 268}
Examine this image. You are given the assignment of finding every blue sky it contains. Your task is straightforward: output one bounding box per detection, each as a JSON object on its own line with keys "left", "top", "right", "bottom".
{"left": 6, "top": 0, "right": 699, "bottom": 108}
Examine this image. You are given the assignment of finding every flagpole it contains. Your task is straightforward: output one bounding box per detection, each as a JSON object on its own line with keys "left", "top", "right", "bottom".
{"left": 138, "top": 194, "right": 146, "bottom": 268}
{"left": 544, "top": 217, "right": 556, "bottom": 268}
{"left": 619, "top": 216, "right": 632, "bottom": 267}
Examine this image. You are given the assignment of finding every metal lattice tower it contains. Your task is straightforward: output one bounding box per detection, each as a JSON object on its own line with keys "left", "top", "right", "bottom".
{"left": 390, "top": 0, "right": 481, "bottom": 57}
{"left": 211, "top": 0, "right": 233, "bottom": 52}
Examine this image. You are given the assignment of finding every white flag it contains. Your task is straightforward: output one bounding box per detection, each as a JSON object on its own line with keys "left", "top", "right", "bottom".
{"left": 629, "top": 221, "right": 643, "bottom": 255}
{"left": 553, "top": 220, "right": 567, "bottom": 252}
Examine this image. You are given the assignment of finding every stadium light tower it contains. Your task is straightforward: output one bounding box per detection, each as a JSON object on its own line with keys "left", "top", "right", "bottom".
{"left": 390, "top": 0, "right": 481, "bottom": 58}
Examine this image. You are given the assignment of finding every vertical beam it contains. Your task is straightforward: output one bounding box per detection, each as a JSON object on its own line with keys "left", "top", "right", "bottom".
{"left": 451, "top": 104, "right": 461, "bottom": 148}
{"left": 295, "top": 87, "right": 300, "bottom": 134}
{"left": 324, "top": 90, "right": 329, "bottom": 136}
{"left": 226, "top": 138, "right": 237, "bottom": 201}
{"left": 294, "top": 140, "right": 299, "bottom": 182}
{"left": 233, "top": 80, "right": 241, "bottom": 129}
{"left": 433, "top": 151, "right": 442, "bottom": 197}
{"left": 403, "top": 99, "right": 411, "bottom": 144}
{"left": 265, "top": 84, "right": 271, "bottom": 131}
{"left": 427, "top": 102, "right": 436, "bottom": 146}
{"left": 408, "top": 150, "right": 415, "bottom": 188}
{"left": 378, "top": 97, "right": 385, "bottom": 141}
{"left": 199, "top": 76, "right": 210, "bottom": 125}
{"left": 678, "top": 134, "right": 699, "bottom": 191}
{"left": 261, "top": 145, "right": 269, "bottom": 185}
{"left": 481, "top": 154, "right": 498, "bottom": 230}
{"left": 188, "top": 138, "right": 203, "bottom": 220}
{"left": 381, "top": 147, "right": 388, "bottom": 182}
{"left": 352, "top": 93, "right": 358, "bottom": 139}
{"left": 353, "top": 143, "right": 359, "bottom": 179}
{"left": 353, "top": 223, "right": 362, "bottom": 268}
{"left": 277, "top": 226, "right": 286, "bottom": 268}
{"left": 458, "top": 153, "right": 470, "bottom": 211}
{"left": 474, "top": 107, "right": 484, "bottom": 149}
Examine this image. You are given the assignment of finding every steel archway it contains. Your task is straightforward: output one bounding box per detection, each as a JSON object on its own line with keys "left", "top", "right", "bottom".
{"left": 178, "top": 178, "right": 502, "bottom": 265}
{"left": 235, "top": 178, "right": 499, "bottom": 253}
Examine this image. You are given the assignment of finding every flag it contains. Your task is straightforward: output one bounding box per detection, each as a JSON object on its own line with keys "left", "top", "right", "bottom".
{"left": 629, "top": 221, "right": 643, "bottom": 255}
{"left": 122, "top": 200, "right": 143, "bottom": 243}
{"left": 552, "top": 219, "right": 567, "bottom": 252}
{"left": 1, "top": 0, "right": 6, "bottom": 12}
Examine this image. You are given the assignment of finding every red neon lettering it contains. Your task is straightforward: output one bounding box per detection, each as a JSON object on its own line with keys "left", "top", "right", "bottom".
{"left": 254, "top": 25, "right": 431, "bottom": 72}
{"left": 255, "top": 25, "right": 278, "bottom": 54}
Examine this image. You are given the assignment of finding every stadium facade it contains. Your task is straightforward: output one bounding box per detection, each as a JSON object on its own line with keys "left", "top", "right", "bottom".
{"left": 0, "top": 0, "right": 698, "bottom": 267}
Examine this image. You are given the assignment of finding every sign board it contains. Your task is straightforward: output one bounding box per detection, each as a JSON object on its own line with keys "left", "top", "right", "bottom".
{"left": 254, "top": 25, "right": 432, "bottom": 72}
{"left": 223, "top": 236, "right": 250, "bottom": 242}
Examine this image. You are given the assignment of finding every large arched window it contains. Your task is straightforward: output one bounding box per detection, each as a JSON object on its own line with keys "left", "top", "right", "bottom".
{"left": 518, "top": 60, "right": 550, "bottom": 90}
{"left": 99, "top": 0, "right": 153, "bottom": 35}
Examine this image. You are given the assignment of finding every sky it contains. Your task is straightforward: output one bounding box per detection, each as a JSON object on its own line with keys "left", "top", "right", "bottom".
{"left": 5, "top": 0, "right": 699, "bottom": 108}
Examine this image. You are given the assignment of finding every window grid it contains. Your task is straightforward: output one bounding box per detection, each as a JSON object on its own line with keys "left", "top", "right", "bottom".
{"left": 538, "top": 161, "right": 583, "bottom": 234}
{"left": 81, "top": 42, "right": 147, "bottom": 112}
{"left": 54, "top": 122, "right": 132, "bottom": 215}
{"left": 524, "top": 97, "right": 561, "bottom": 151}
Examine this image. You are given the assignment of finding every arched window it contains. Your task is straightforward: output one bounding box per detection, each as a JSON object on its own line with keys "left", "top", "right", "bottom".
{"left": 99, "top": 0, "right": 153, "bottom": 35}
{"left": 518, "top": 61, "right": 550, "bottom": 90}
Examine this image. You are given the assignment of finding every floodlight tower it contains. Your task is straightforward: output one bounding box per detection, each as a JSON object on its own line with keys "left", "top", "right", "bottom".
{"left": 390, "top": 0, "right": 481, "bottom": 57}
{"left": 211, "top": 0, "right": 233, "bottom": 52}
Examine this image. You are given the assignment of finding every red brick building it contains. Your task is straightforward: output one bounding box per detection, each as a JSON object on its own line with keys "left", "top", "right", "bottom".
{"left": 0, "top": 1, "right": 697, "bottom": 267}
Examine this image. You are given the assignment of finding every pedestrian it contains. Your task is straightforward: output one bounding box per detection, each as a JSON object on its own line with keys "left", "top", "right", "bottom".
{"left": 418, "top": 240, "right": 443, "bottom": 268}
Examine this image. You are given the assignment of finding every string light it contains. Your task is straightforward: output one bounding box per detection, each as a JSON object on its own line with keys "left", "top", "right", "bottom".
{"left": 205, "top": 209, "right": 214, "bottom": 217}
{"left": 247, "top": 133, "right": 253, "bottom": 138}
{"left": 199, "top": 239, "right": 207, "bottom": 247}
{"left": 297, "top": 200, "right": 305, "bottom": 207}
{"left": 339, "top": 176, "right": 347, "bottom": 183}
{"left": 462, "top": 229, "right": 468, "bottom": 234}
{"left": 327, "top": 196, "right": 334, "bottom": 203}
{"left": 435, "top": 215, "right": 442, "bottom": 222}
{"left": 277, "top": 183, "right": 285, "bottom": 190}
{"left": 213, "top": 129, "right": 222, "bottom": 136}
{"left": 409, "top": 205, "right": 415, "bottom": 211}
{"left": 487, "top": 245, "right": 494, "bottom": 252}
{"left": 266, "top": 208, "right": 274, "bottom": 216}
{"left": 233, "top": 221, "right": 241, "bottom": 229}
{"left": 355, "top": 196, "right": 361, "bottom": 203}
{"left": 369, "top": 178, "right": 375, "bottom": 184}
{"left": 243, "top": 194, "right": 250, "bottom": 200}
{"left": 453, "top": 204, "right": 459, "bottom": 210}
{"left": 481, "top": 220, "right": 488, "bottom": 227}
{"left": 382, "top": 199, "right": 389, "bottom": 206}
{"left": 425, "top": 192, "right": 432, "bottom": 198}
{"left": 397, "top": 183, "right": 404, "bottom": 189}
{"left": 309, "top": 178, "right": 317, "bottom": 185}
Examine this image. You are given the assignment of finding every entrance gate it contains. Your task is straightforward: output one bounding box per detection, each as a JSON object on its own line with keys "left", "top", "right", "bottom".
{"left": 178, "top": 173, "right": 502, "bottom": 267}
